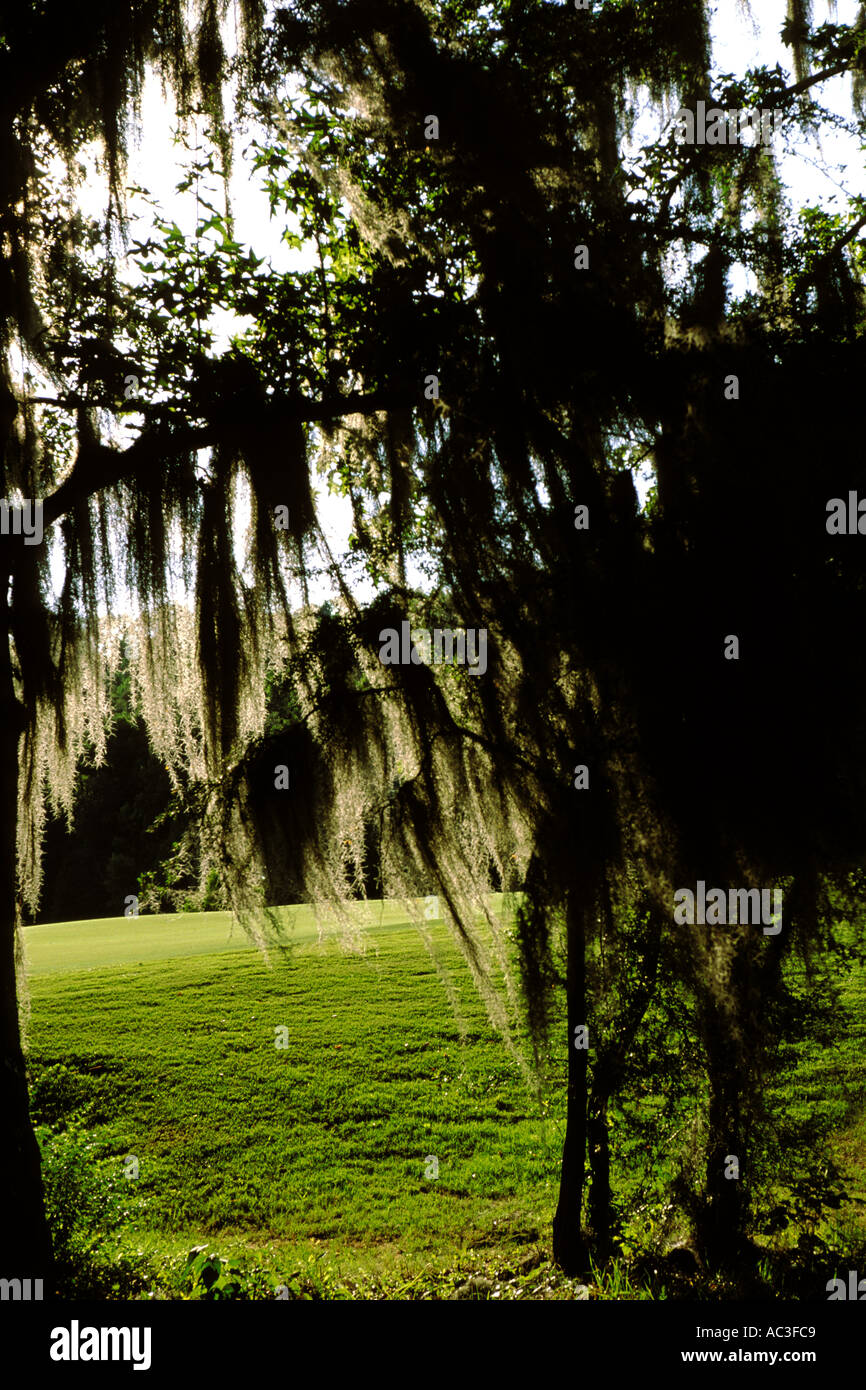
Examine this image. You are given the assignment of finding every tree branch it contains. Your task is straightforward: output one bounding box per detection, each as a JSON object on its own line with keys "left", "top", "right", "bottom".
{"left": 652, "top": 59, "right": 859, "bottom": 233}
{"left": 793, "top": 212, "right": 866, "bottom": 293}
{"left": 39, "top": 387, "right": 413, "bottom": 528}
{"left": 778, "top": 60, "right": 854, "bottom": 101}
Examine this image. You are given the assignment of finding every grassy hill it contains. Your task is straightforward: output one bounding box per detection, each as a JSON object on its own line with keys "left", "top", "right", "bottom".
{"left": 20, "top": 898, "right": 866, "bottom": 1299}
{"left": 23, "top": 896, "right": 582, "bottom": 1298}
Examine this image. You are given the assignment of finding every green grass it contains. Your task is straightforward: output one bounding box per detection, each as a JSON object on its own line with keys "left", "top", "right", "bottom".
{"left": 22, "top": 897, "right": 449, "bottom": 977}
{"left": 24, "top": 896, "right": 571, "bottom": 1295}
{"left": 21, "top": 898, "right": 866, "bottom": 1299}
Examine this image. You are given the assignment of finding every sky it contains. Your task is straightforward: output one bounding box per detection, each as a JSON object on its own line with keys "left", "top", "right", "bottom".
{"left": 708, "top": 0, "right": 866, "bottom": 260}
{"left": 50, "top": 0, "right": 866, "bottom": 609}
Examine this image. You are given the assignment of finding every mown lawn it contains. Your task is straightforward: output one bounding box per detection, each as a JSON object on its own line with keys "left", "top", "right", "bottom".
{"left": 20, "top": 898, "right": 866, "bottom": 1299}
{"left": 24, "top": 897, "right": 572, "bottom": 1295}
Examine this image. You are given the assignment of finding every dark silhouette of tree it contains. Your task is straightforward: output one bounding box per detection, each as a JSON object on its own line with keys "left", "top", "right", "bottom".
{"left": 225, "top": 0, "right": 866, "bottom": 1274}
{"left": 4, "top": 0, "right": 866, "bottom": 1287}
{"left": 0, "top": 0, "right": 266, "bottom": 1282}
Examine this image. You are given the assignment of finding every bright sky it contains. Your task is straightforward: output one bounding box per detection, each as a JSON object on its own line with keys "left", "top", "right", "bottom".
{"left": 53, "top": 0, "right": 866, "bottom": 609}
{"left": 710, "top": 0, "right": 866, "bottom": 270}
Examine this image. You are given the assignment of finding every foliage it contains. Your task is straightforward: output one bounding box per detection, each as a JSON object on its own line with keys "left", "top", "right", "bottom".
{"left": 6, "top": 0, "right": 866, "bottom": 1276}
{"left": 25, "top": 902, "right": 866, "bottom": 1298}
{"left": 176, "top": 1247, "right": 275, "bottom": 1300}
{"left": 37, "top": 720, "right": 176, "bottom": 923}
{"left": 35, "top": 1122, "right": 146, "bottom": 1295}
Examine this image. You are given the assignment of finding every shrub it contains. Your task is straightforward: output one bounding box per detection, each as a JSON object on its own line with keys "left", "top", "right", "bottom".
{"left": 29, "top": 1064, "right": 92, "bottom": 1128}
{"left": 176, "top": 1246, "right": 276, "bottom": 1300}
{"left": 37, "top": 1124, "right": 147, "bottom": 1295}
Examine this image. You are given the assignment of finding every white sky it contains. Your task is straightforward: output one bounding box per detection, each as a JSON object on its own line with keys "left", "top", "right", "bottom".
{"left": 706, "top": 0, "right": 866, "bottom": 276}
{"left": 52, "top": 0, "right": 866, "bottom": 607}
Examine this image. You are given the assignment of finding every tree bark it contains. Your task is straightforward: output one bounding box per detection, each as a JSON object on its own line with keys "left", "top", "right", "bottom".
{"left": 552, "top": 885, "right": 589, "bottom": 1274}
{"left": 0, "top": 575, "right": 52, "bottom": 1279}
{"left": 586, "top": 1094, "right": 613, "bottom": 1262}
{"left": 587, "top": 895, "right": 661, "bottom": 1262}
{"left": 696, "top": 996, "right": 746, "bottom": 1271}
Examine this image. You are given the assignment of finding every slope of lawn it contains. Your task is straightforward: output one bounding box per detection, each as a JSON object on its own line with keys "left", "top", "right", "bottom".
{"left": 23, "top": 896, "right": 571, "bottom": 1295}
{"left": 20, "top": 899, "right": 866, "bottom": 1299}
{"left": 22, "top": 897, "right": 450, "bottom": 977}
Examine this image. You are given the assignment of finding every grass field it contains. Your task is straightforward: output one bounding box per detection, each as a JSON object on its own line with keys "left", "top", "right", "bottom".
{"left": 20, "top": 898, "right": 866, "bottom": 1300}
{"left": 23, "top": 896, "right": 585, "bottom": 1298}
{"left": 22, "top": 898, "right": 449, "bottom": 976}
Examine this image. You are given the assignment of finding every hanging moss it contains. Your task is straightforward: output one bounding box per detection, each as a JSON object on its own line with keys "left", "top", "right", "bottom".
{"left": 0, "top": 0, "right": 264, "bottom": 917}
{"left": 2, "top": 0, "right": 866, "bottom": 1082}
{"left": 787, "top": 0, "right": 813, "bottom": 85}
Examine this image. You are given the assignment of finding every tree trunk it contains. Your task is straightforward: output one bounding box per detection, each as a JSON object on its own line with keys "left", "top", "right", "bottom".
{"left": 0, "top": 578, "right": 52, "bottom": 1278}
{"left": 696, "top": 998, "right": 746, "bottom": 1271}
{"left": 552, "top": 886, "right": 589, "bottom": 1274}
{"left": 587, "top": 1091, "right": 613, "bottom": 1261}
{"left": 587, "top": 894, "right": 661, "bottom": 1263}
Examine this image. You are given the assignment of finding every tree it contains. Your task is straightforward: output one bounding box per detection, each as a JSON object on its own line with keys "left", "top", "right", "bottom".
{"left": 5, "top": 0, "right": 866, "bottom": 1285}
{"left": 216, "top": 0, "right": 866, "bottom": 1274}
{"left": 221, "top": 0, "right": 866, "bottom": 1273}
{"left": 0, "top": 0, "right": 267, "bottom": 1278}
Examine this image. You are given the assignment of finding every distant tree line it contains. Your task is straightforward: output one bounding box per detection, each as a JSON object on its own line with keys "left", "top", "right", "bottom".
{"left": 37, "top": 611, "right": 513, "bottom": 921}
